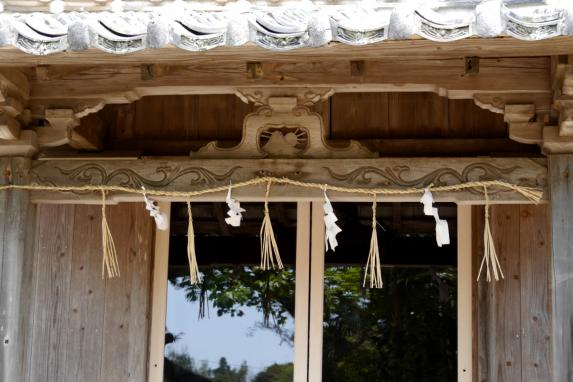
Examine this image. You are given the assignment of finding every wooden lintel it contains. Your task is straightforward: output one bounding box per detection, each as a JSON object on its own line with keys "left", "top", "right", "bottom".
{"left": 27, "top": 157, "right": 547, "bottom": 204}
{"left": 1, "top": 37, "right": 573, "bottom": 66}
{"left": 27, "top": 57, "right": 550, "bottom": 107}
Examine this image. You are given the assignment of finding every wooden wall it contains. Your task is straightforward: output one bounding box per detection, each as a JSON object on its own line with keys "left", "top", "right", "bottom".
{"left": 97, "top": 93, "right": 530, "bottom": 156}
{"left": 24, "top": 203, "right": 154, "bottom": 382}
{"left": 472, "top": 205, "right": 551, "bottom": 382}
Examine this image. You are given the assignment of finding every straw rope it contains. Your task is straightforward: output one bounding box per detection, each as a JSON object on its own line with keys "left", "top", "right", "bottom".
{"left": 187, "top": 201, "right": 201, "bottom": 285}
{"left": 260, "top": 181, "right": 283, "bottom": 270}
{"left": 101, "top": 191, "right": 120, "bottom": 279}
{"left": 363, "top": 194, "right": 383, "bottom": 289}
{"left": 3, "top": 177, "right": 541, "bottom": 281}
{"left": 0, "top": 177, "right": 543, "bottom": 203}
{"left": 477, "top": 186, "right": 505, "bottom": 282}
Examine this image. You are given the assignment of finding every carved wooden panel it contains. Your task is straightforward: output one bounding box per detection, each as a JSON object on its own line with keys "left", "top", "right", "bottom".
{"left": 28, "top": 157, "right": 547, "bottom": 203}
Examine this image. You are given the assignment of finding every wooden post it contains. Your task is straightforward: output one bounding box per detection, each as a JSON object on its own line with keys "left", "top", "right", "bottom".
{"left": 549, "top": 155, "right": 573, "bottom": 382}
{"left": 0, "top": 157, "right": 35, "bottom": 382}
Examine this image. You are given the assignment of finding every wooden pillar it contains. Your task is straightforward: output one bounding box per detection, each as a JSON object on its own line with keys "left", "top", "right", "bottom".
{"left": 0, "top": 157, "right": 35, "bottom": 381}
{"left": 549, "top": 155, "right": 573, "bottom": 382}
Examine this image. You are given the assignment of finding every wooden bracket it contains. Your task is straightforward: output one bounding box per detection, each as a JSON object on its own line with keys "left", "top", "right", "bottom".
{"left": 192, "top": 93, "right": 374, "bottom": 159}
{"left": 235, "top": 87, "right": 334, "bottom": 108}
{"left": 505, "top": 104, "right": 544, "bottom": 145}
{"left": 37, "top": 109, "right": 79, "bottom": 147}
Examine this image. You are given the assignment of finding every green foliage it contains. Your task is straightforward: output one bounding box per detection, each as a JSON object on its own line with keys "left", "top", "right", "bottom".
{"left": 170, "top": 264, "right": 456, "bottom": 382}
{"left": 171, "top": 266, "right": 295, "bottom": 344}
{"left": 322, "top": 266, "right": 457, "bottom": 382}
{"left": 253, "top": 363, "right": 294, "bottom": 382}
{"left": 165, "top": 350, "right": 248, "bottom": 382}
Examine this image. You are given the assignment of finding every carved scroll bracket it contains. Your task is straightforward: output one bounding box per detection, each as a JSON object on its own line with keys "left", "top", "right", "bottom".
{"left": 192, "top": 93, "right": 375, "bottom": 159}
{"left": 475, "top": 63, "right": 573, "bottom": 154}
{"left": 234, "top": 87, "right": 335, "bottom": 108}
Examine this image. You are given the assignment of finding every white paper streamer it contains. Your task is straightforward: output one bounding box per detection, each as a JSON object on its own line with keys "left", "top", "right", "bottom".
{"left": 141, "top": 187, "right": 169, "bottom": 231}
{"left": 323, "top": 191, "right": 342, "bottom": 251}
{"left": 225, "top": 184, "right": 245, "bottom": 227}
{"left": 420, "top": 188, "right": 435, "bottom": 216}
{"left": 420, "top": 189, "right": 450, "bottom": 247}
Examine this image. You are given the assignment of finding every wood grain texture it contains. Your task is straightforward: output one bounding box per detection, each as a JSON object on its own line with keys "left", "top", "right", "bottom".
{"left": 27, "top": 57, "right": 550, "bottom": 105}
{"left": 96, "top": 93, "right": 518, "bottom": 156}
{"left": 549, "top": 155, "right": 573, "bottom": 382}
{"left": 29, "top": 204, "right": 75, "bottom": 382}
{"left": 0, "top": 158, "right": 35, "bottom": 382}
{"left": 25, "top": 203, "right": 155, "bottom": 382}
{"left": 473, "top": 204, "right": 552, "bottom": 382}
{"left": 519, "top": 205, "right": 551, "bottom": 381}
{"left": 27, "top": 157, "right": 547, "bottom": 203}
{"left": 1, "top": 38, "right": 572, "bottom": 66}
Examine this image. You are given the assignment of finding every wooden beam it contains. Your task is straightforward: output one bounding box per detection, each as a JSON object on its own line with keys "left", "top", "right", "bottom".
{"left": 27, "top": 57, "right": 550, "bottom": 106}
{"left": 2, "top": 38, "right": 573, "bottom": 66}
{"left": 26, "top": 157, "right": 546, "bottom": 203}
{"left": 548, "top": 155, "right": 573, "bottom": 382}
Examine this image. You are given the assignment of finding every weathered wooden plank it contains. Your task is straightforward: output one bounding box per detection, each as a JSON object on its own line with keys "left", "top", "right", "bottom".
{"left": 28, "top": 204, "right": 74, "bottom": 382}
{"left": 473, "top": 204, "right": 552, "bottom": 382}
{"left": 63, "top": 205, "right": 105, "bottom": 382}
{"left": 472, "top": 205, "right": 485, "bottom": 382}
{"left": 0, "top": 158, "right": 35, "bottom": 382}
{"left": 2, "top": 38, "right": 573, "bottom": 66}
{"left": 101, "top": 204, "right": 135, "bottom": 382}
{"left": 519, "top": 205, "right": 551, "bottom": 381}
{"left": 491, "top": 205, "right": 522, "bottom": 381}
{"left": 28, "top": 57, "right": 550, "bottom": 105}
{"left": 27, "top": 157, "right": 547, "bottom": 203}
{"left": 126, "top": 204, "right": 153, "bottom": 382}
{"left": 549, "top": 155, "right": 573, "bottom": 382}
{"left": 99, "top": 203, "right": 153, "bottom": 382}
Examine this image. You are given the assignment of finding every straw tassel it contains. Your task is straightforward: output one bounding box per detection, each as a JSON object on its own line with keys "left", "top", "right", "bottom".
{"left": 363, "top": 194, "right": 383, "bottom": 288}
{"left": 187, "top": 201, "right": 201, "bottom": 284}
{"left": 477, "top": 186, "right": 505, "bottom": 282}
{"left": 260, "top": 182, "right": 283, "bottom": 270}
{"left": 101, "top": 191, "right": 120, "bottom": 279}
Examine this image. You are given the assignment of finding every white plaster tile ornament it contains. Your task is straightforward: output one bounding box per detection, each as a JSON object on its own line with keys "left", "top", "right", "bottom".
{"left": 250, "top": 8, "right": 311, "bottom": 50}
{"left": 388, "top": 3, "right": 417, "bottom": 40}
{"left": 141, "top": 187, "right": 169, "bottom": 231}
{"left": 225, "top": 184, "right": 245, "bottom": 227}
{"left": 89, "top": 12, "right": 148, "bottom": 54}
{"left": 329, "top": 6, "right": 390, "bottom": 45}
{"left": 323, "top": 190, "right": 341, "bottom": 252}
{"left": 171, "top": 11, "right": 228, "bottom": 51}
{"left": 12, "top": 14, "right": 68, "bottom": 55}
{"left": 415, "top": 5, "right": 475, "bottom": 42}
{"left": 502, "top": 3, "right": 563, "bottom": 40}
{"left": 2, "top": 1, "right": 573, "bottom": 55}
{"left": 475, "top": 0, "right": 504, "bottom": 37}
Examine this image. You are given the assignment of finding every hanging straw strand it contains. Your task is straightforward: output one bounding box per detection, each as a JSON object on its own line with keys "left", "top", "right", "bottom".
{"left": 186, "top": 201, "right": 201, "bottom": 284}
{"left": 477, "top": 186, "right": 505, "bottom": 282}
{"left": 260, "top": 181, "right": 283, "bottom": 270}
{"left": 101, "top": 190, "right": 120, "bottom": 279}
{"left": 363, "top": 194, "right": 383, "bottom": 288}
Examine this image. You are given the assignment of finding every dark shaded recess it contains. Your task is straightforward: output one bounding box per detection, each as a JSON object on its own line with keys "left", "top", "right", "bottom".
{"left": 98, "top": 93, "right": 539, "bottom": 156}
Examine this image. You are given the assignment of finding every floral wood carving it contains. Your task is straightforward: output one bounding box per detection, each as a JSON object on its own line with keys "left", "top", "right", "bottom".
{"left": 192, "top": 97, "right": 375, "bottom": 159}
{"left": 30, "top": 162, "right": 241, "bottom": 189}
{"left": 326, "top": 162, "right": 541, "bottom": 189}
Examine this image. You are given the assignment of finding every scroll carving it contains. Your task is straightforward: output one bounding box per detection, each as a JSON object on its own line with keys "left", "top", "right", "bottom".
{"left": 192, "top": 96, "right": 374, "bottom": 159}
